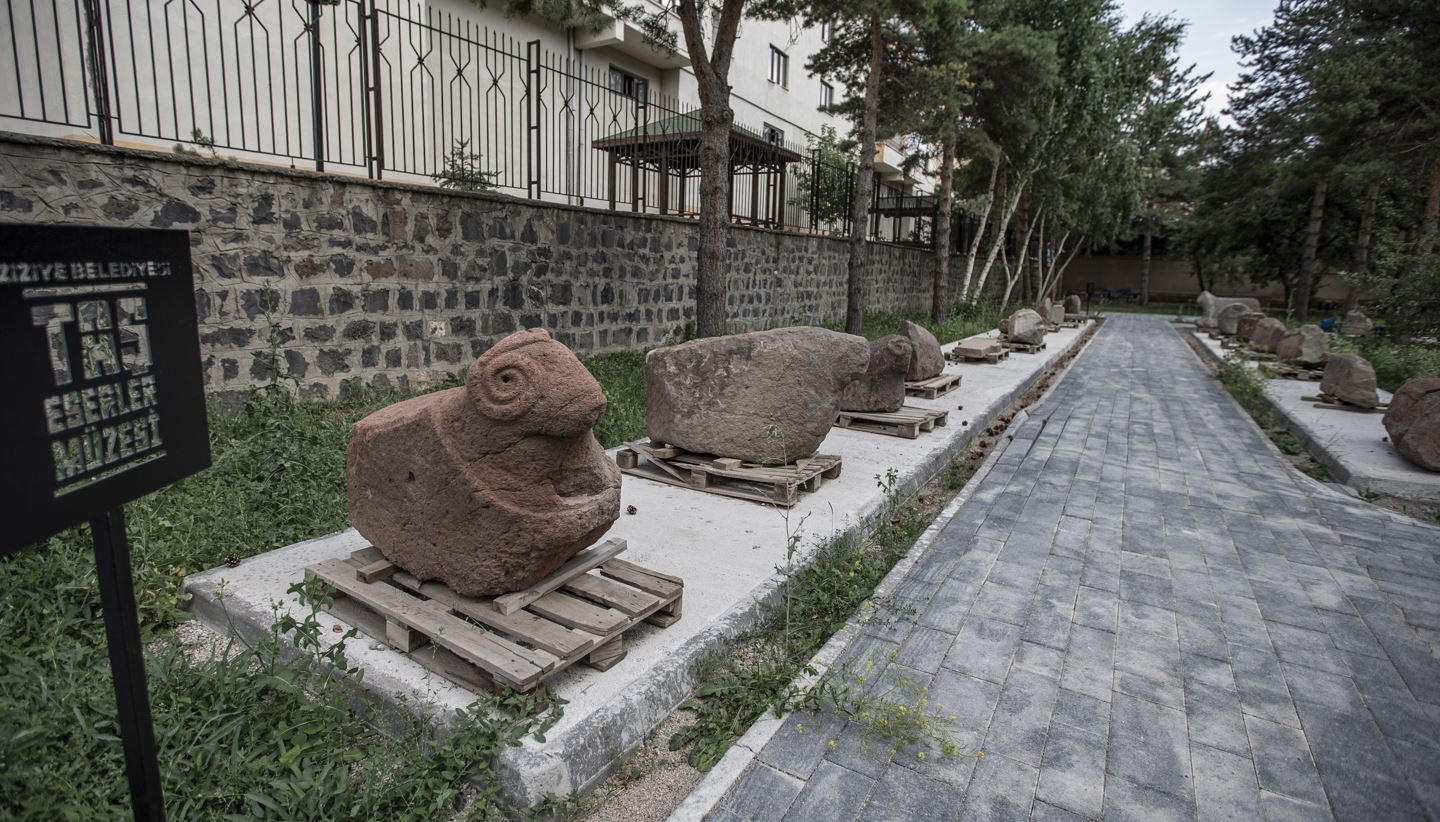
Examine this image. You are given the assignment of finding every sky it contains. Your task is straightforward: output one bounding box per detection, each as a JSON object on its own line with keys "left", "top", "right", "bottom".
{"left": 1117, "top": 0, "right": 1278, "bottom": 121}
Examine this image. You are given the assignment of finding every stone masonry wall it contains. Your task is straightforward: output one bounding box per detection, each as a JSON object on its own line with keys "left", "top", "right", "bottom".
{"left": 0, "top": 134, "right": 937, "bottom": 399}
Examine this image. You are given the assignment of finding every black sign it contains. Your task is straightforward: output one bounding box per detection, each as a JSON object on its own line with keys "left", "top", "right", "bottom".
{"left": 0, "top": 224, "right": 211, "bottom": 556}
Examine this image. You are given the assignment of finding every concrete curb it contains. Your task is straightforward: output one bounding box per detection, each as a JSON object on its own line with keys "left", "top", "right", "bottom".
{"left": 667, "top": 325, "right": 1097, "bottom": 822}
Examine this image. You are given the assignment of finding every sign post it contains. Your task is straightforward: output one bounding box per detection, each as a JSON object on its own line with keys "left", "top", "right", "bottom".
{"left": 1, "top": 224, "right": 213, "bottom": 821}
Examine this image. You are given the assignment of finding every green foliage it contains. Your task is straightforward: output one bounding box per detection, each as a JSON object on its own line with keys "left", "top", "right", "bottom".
{"left": 791, "top": 126, "right": 858, "bottom": 227}
{"left": 834, "top": 304, "right": 1006, "bottom": 344}
{"left": 433, "top": 140, "right": 499, "bottom": 192}
{"left": 799, "top": 655, "right": 967, "bottom": 761}
{"left": 173, "top": 128, "right": 218, "bottom": 158}
{"left": 1329, "top": 335, "right": 1440, "bottom": 393}
{"left": 582, "top": 351, "right": 648, "bottom": 447}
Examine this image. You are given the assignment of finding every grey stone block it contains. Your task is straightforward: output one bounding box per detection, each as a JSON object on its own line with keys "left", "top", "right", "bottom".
{"left": 1036, "top": 722, "right": 1106, "bottom": 819}
{"left": 781, "top": 760, "right": 875, "bottom": 822}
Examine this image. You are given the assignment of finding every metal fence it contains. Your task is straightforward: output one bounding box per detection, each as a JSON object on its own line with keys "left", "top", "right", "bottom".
{"left": 1, "top": 0, "right": 928, "bottom": 242}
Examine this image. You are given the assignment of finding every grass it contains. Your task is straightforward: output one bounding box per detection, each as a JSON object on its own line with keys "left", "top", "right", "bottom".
{"left": 1214, "top": 354, "right": 1331, "bottom": 482}
{"left": 829, "top": 303, "right": 1007, "bottom": 344}
{"left": 0, "top": 350, "right": 643, "bottom": 820}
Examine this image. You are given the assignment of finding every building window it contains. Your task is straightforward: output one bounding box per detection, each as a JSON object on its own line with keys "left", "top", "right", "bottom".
{"left": 820, "top": 20, "right": 833, "bottom": 42}
{"left": 762, "top": 123, "right": 785, "bottom": 145}
{"left": 819, "top": 82, "right": 834, "bottom": 109}
{"left": 609, "top": 67, "right": 649, "bottom": 103}
{"left": 768, "top": 47, "right": 789, "bottom": 88}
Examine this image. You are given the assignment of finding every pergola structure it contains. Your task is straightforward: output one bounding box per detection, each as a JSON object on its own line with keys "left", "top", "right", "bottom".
{"left": 871, "top": 192, "right": 937, "bottom": 246}
{"left": 592, "top": 114, "right": 803, "bottom": 227}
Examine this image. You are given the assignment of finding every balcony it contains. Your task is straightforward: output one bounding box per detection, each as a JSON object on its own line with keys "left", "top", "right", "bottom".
{"left": 574, "top": 3, "right": 691, "bottom": 69}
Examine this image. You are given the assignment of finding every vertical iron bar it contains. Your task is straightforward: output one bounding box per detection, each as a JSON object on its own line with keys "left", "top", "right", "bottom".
{"left": 525, "top": 38, "right": 539, "bottom": 199}
{"left": 81, "top": 0, "right": 113, "bottom": 143}
{"left": 309, "top": 0, "right": 325, "bottom": 170}
{"left": 91, "top": 508, "right": 166, "bottom": 821}
{"left": 369, "top": 0, "right": 383, "bottom": 177}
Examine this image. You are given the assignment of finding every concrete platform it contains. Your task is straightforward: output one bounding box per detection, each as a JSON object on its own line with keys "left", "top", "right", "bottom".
{"left": 1190, "top": 329, "right": 1440, "bottom": 502}
{"left": 181, "top": 321, "right": 1096, "bottom": 807}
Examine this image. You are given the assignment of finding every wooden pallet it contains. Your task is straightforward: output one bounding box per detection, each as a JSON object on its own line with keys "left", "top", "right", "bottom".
{"left": 1002, "top": 339, "right": 1047, "bottom": 354}
{"left": 948, "top": 345, "right": 1009, "bottom": 364}
{"left": 1266, "top": 363, "right": 1325, "bottom": 381}
{"left": 305, "top": 538, "right": 683, "bottom": 694}
{"left": 904, "top": 372, "right": 963, "bottom": 399}
{"left": 833, "top": 405, "right": 949, "bottom": 439}
{"left": 615, "top": 440, "right": 842, "bottom": 506}
{"left": 1301, "top": 393, "right": 1388, "bottom": 413}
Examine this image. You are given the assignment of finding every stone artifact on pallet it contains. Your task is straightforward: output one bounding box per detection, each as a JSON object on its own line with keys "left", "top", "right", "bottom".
{"left": 1341, "top": 310, "right": 1371, "bottom": 336}
{"left": 1250, "top": 317, "right": 1287, "bottom": 354}
{"left": 898, "top": 320, "right": 944, "bottom": 381}
{"left": 1274, "top": 324, "right": 1329, "bottom": 367}
{"left": 1383, "top": 378, "right": 1440, "bottom": 471}
{"left": 1216, "top": 303, "right": 1250, "bottom": 336}
{"left": 1318, "top": 353, "right": 1381, "bottom": 409}
{"left": 645, "top": 326, "right": 870, "bottom": 466}
{"left": 1047, "top": 303, "right": 1065, "bottom": 326}
{"left": 1065, "top": 294, "right": 1084, "bottom": 317}
{"left": 1196, "top": 291, "right": 1262, "bottom": 328}
{"left": 1235, "top": 311, "right": 1267, "bottom": 342}
{"left": 1001, "top": 308, "right": 1046, "bottom": 347}
{"left": 839, "top": 335, "right": 913, "bottom": 413}
{"left": 346, "top": 328, "right": 621, "bottom": 598}
{"left": 948, "top": 336, "right": 1009, "bottom": 364}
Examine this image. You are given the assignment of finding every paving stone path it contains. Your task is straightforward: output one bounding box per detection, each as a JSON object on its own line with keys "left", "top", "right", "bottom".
{"left": 709, "top": 314, "right": 1440, "bottom": 822}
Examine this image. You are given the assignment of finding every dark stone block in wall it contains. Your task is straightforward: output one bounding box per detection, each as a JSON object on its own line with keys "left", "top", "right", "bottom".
{"left": 284, "top": 349, "right": 308, "bottom": 378}
{"left": 492, "top": 313, "right": 516, "bottom": 333}
{"left": 519, "top": 313, "right": 542, "bottom": 329}
{"left": 101, "top": 197, "right": 139, "bottom": 220}
{"left": 239, "top": 288, "right": 281, "bottom": 320}
{"left": 315, "top": 213, "right": 345, "bottom": 231}
{"left": 291, "top": 288, "right": 322, "bottom": 316}
{"left": 186, "top": 177, "right": 215, "bottom": 196}
{"left": 251, "top": 194, "right": 275, "bottom": 224}
{"left": 330, "top": 287, "right": 356, "bottom": 314}
{"left": 221, "top": 358, "right": 239, "bottom": 381}
{"left": 465, "top": 290, "right": 482, "bottom": 310}
{"left": 379, "top": 321, "right": 398, "bottom": 342}
{"left": 397, "top": 289, "right": 414, "bottom": 310}
{"left": 282, "top": 212, "right": 301, "bottom": 231}
{"left": 243, "top": 250, "right": 284, "bottom": 278}
{"left": 430, "top": 340, "right": 464, "bottom": 363}
{"left": 351, "top": 206, "right": 378, "bottom": 234}
{"left": 303, "top": 324, "right": 336, "bottom": 342}
{"left": 195, "top": 289, "right": 212, "bottom": 321}
{"left": 384, "top": 347, "right": 402, "bottom": 368}
{"left": 521, "top": 220, "right": 537, "bottom": 243}
{"left": 449, "top": 316, "right": 475, "bottom": 337}
{"left": 503, "top": 281, "right": 523, "bottom": 310}
{"left": 151, "top": 199, "right": 201, "bottom": 227}
{"left": 362, "top": 289, "right": 390, "bottom": 312}
{"left": 200, "top": 326, "right": 256, "bottom": 348}
{"left": 250, "top": 355, "right": 277, "bottom": 382}
{"left": 402, "top": 320, "right": 424, "bottom": 341}
{"left": 421, "top": 291, "right": 438, "bottom": 310}
{"left": 317, "top": 348, "right": 352, "bottom": 375}
{"left": 333, "top": 257, "right": 355, "bottom": 278}
{"left": 210, "top": 206, "right": 237, "bottom": 225}
{"left": 343, "top": 320, "right": 376, "bottom": 340}
{"left": 459, "top": 210, "right": 485, "bottom": 242}
{"left": 444, "top": 288, "right": 458, "bottom": 310}
{"left": 362, "top": 345, "right": 380, "bottom": 368}
{"left": 301, "top": 382, "right": 330, "bottom": 399}
{"left": 557, "top": 221, "right": 570, "bottom": 244}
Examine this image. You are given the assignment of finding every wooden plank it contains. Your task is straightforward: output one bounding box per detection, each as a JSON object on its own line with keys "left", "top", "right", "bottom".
{"left": 492, "top": 538, "right": 628, "bottom": 615}
{"left": 527, "top": 590, "right": 629, "bottom": 634}
{"left": 387, "top": 569, "right": 598, "bottom": 658}
{"left": 602, "top": 557, "right": 683, "bottom": 589}
{"left": 308, "top": 559, "right": 552, "bottom": 688}
{"left": 586, "top": 637, "right": 627, "bottom": 671}
{"left": 563, "top": 572, "right": 661, "bottom": 616}
{"left": 357, "top": 559, "right": 397, "bottom": 584}
{"left": 386, "top": 619, "right": 424, "bottom": 652}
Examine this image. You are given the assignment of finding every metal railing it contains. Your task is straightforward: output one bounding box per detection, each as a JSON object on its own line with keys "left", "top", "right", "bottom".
{"left": 1, "top": 0, "right": 930, "bottom": 242}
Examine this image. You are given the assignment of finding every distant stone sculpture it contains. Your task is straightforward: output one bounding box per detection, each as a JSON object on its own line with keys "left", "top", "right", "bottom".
{"left": 1236, "top": 311, "right": 1267, "bottom": 341}
{"left": 840, "top": 335, "right": 913, "bottom": 413}
{"left": 1320, "top": 353, "right": 1380, "bottom": 408}
{"left": 897, "top": 320, "right": 944, "bottom": 381}
{"left": 346, "top": 329, "right": 621, "bottom": 597}
{"left": 1274, "top": 324, "right": 1329, "bottom": 367}
{"left": 1341, "top": 310, "right": 1371, "bottom": 336}
{"left": 1047, "top": 303, "right": 1065, "bottom": 325}
{"left": 1064, "top": 294, "right": 1083, "bottom": 316}
{"left": 1216, "top": 303, "right": 1249, "bottom": 336}
{"left": 1003, "top": 308, "right": 1046, "bottom": 345}
{"left": 1384, "top": 378, "right": 1440, "bottom": 471}
{"left": 1250, "top": 317, "right": 1287, "bottom": 353}
{"left": 1197, "top": 291, "right": 1262, "bottom": 328}
{"left": 646, "top": 326, "right": 870, "bottom": 465}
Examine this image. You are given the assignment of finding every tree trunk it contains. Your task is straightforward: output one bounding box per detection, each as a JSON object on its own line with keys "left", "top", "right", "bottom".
{"left": 958, "top": 158, "right": 1000, "bottom": 303}
{"left": 932, "top": 130, "right": 955, "bottom": 323}
{"left": 1295, "top": 173, "right": 1330, "bottom": 323}
{"left": 1139, "top": 221, "right": 1152, "bottom": 306}
{"left": 694, "top": 98, "right": 733, "bottom": 338}
{"left": 844, "top": 12, "right": 884, "bottom": 335}
{"left": 1192, "top": 255, "right": 1207, "bottom": 294}
{"left": 1344, "top": 176, "right": 1381, "bottom": 312}
{"left": 1418, "top": 151, "right": 1440, "bottom": 256}
{"left": 971, "top": 176, "right": 1024, "bottom": 301}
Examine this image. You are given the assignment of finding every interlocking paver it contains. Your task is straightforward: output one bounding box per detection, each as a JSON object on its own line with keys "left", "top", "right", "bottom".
{"left": 713, "top": 316, "right": 1440, "bottom": 821}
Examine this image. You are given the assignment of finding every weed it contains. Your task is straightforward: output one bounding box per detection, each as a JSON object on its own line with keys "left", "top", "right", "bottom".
{"left": 799, "top": 656, "right": 969, "bottom": 762}
{"left": 433, "top": 140, "right": 499, "bottom": 191}
{"left": 1329, "top": 335, "right": 1440, "bottom": 393}
{"left": 173, "top": 128, "right": 219, "bottom": 158}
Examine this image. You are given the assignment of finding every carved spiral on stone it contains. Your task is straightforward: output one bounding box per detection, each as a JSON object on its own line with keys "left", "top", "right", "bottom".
{"left": 469, "top": 352, "right": 538, "bottom": 421}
